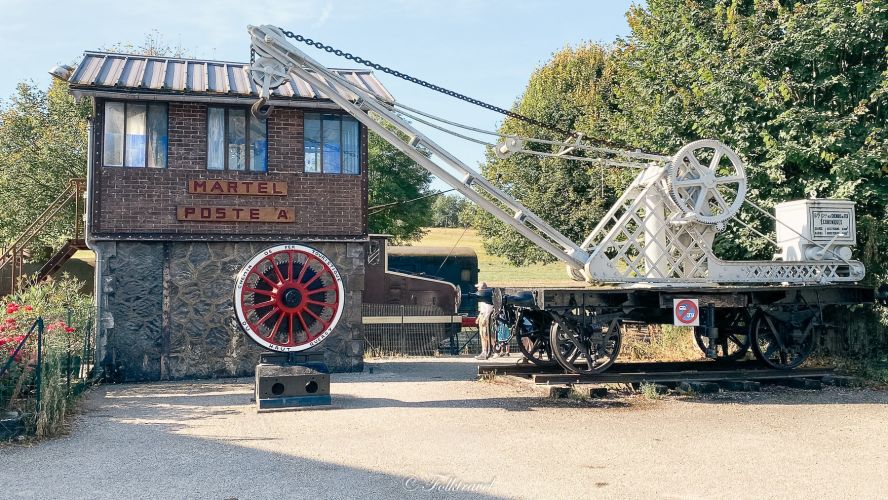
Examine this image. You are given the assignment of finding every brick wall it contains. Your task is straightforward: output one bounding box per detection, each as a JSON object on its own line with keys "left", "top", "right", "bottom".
{"left": 90, "top": 100, "right": 368, "bottom": 240}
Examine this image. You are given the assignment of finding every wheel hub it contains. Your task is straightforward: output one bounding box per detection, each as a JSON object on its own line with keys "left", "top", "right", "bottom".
{"left": 281, "top": 288, "right": 303, "bottom": 309}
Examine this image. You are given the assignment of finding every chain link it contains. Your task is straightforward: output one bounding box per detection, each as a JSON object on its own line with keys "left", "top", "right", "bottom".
{"left": 280, "top": 29, "right": 574, "bottom": 138}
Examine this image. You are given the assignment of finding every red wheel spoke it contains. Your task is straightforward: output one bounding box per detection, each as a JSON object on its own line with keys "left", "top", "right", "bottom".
{"left": 307, "top": 299, "right": 335, "bottom": 307}
{"left": 297, "top": 313, "right": 311, "bottom": 337}
{"left": 267, "top": 256, "right": 285, "bottom": 284}
{"left": 295, "top": 258, "right": 311, "bottom": 285}
{"left": 245, "top": 287, "right": 274, "bottom": 296}
{"left": 287, "top": 251, "right": 294, "bottom": 281}
{"left": 245, "top": 300, "right": 276, "bottom": 310}
{"left": 267, "top": 312, "right": 285, "bottom": 340}
{"left": 307, "top": 285, "right": 337, "bottom": 295}
{"left": 287, "top": 312, "right": 295, "bottom": 345}
{"left": 303, "top": 307, "right": 332, "bottom": 330}
{"left": 256, "top": 307, "right": 280, "bottom": 325}
{"left": 254, "top": 271, "right": 278, "bottom": 289}
{"left": 304, "top": 270, "right": 325, "bottom": 287}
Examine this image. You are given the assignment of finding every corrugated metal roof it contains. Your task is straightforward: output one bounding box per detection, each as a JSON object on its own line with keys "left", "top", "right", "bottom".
{"left": 68, "top": 51, "right": 394, "bottom": 102}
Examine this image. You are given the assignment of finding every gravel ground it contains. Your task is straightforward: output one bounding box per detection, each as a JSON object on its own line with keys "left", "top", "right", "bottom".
{"left": 1, "top": 357, "right": 887, "bottom": 500}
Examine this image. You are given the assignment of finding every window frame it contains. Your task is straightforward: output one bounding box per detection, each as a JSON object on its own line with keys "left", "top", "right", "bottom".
{"left": 206, "top": 106, "right": 268, "bottom": 173}
{"left": 304, "top": 112, "right": 361, "bottom": 175}
{"left": 102, "top": 100, "right": 168, "bottom": 168}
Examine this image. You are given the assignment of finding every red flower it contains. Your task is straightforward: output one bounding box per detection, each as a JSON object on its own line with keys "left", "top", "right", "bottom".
{"left": 64, "top": 326, "right": 76, "bottom": 333}
{"left": 6, "top": 303, "right": 20, "bottom": 314}
{"left": 4, "top": 317, "right": 16, "bottom": 325}
{"left": 23, "top": 305, "right": 33, "bottom": 312}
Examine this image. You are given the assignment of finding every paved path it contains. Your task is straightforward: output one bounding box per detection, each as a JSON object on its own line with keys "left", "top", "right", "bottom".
{"left": 1, "top": 358, "right": 887, "bottom": 499}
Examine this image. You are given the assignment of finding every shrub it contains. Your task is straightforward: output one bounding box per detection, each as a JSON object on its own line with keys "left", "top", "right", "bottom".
{"left": 1, "top": 274, "right": 93, "bottom": 438}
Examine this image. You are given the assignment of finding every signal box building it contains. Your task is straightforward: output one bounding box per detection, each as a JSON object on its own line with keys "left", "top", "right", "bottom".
{"left": 65, "top": 51, "right": 395, "bottom": 381}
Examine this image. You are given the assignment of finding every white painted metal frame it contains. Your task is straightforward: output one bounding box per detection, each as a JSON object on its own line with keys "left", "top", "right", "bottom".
{"left": 247, "top": 24, "right": 865, "bottom": 286}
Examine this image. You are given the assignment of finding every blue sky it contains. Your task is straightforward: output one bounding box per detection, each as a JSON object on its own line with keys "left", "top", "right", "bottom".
{"left": 0, "top": 0, "right": 637, "bottom": 190}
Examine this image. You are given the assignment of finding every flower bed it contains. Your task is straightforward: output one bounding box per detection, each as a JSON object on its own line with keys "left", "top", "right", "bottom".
{"left": 0, "top": 275, "right": 93, "bottom": 439}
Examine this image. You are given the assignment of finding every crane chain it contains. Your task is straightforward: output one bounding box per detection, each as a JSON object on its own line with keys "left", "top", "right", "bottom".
{"left": 279, "top": 29, "right": 574, "bottom": 138}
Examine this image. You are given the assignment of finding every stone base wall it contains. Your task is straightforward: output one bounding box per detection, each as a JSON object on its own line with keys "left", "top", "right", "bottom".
{"left": 93, "top": 241, "right": 364, "bottom": 382}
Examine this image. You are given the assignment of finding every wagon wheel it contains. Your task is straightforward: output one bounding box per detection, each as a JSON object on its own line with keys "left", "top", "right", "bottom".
{"left": 750, "top": 306, "right": 819, "bottom": 370}
{"left": 234, "top": 244, "right": 344, "bottom": 352}
{"left": 549, "top": 316, "right": 621, "bottom": 375}
{"left": 693, "top": 309, "right": 752, "bottom": 361}
{"left": 515, "top": 321, "right": 555, "bottom": 366}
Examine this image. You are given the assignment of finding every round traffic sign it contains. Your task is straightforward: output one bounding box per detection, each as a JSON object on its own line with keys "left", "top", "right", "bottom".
{"left": 675, "top": 299, "right": 699, "bottom": 325}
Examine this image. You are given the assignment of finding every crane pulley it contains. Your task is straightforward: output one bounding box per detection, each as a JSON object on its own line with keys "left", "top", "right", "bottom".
{"left": 246, "top": 24, "right": 864, "bottom": 286}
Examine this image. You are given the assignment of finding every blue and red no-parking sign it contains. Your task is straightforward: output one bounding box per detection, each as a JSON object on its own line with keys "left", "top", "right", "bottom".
{"left": 673, "top": 298, "right": 700, "bottom": 326}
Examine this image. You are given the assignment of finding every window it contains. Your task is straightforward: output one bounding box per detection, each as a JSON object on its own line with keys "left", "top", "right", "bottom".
{"left": 103, "top": 101, "right": 167, "bottom": 168}
{"left": 304, "top": 113, "right": 360, "bottom": 174}
{"left": 207, "top": 107, "right": 267, "bottom": 172}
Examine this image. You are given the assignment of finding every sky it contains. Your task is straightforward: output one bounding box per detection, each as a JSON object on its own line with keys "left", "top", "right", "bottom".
{"left": 0, "top": 0, "right": 637, "bottom": 191}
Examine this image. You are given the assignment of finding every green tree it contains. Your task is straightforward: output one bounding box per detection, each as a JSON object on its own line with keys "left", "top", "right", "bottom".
{"left": 472, "top": 43, "right": 630, "bottom": 265}
{"left": 615, "top": 0, "right": 888, "bottom": 277}
{"left": 367, "top": 123, "right": 433, "bottom": 242}
{"left": 430, "top": 194, "right": 468, "bottom": 227}
{"left": 476, "top": 0, "right": 888, "bottom": 283}
{"left": 0, "top": 79, "right": 90, "bottom": 253}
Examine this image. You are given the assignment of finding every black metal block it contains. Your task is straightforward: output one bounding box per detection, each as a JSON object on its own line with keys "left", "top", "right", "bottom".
{"left": 785, "top": 378, "right": 822, "bottom": 390}
{"left": 255, "top": 361, "right": 331, "bottom": 411}
{"left": 820, "top": 375, "right": 862, "bottom": 388}
{"left": 719, "top": 380, "right": 761, "bottom": 392}
{"left": 678, "top": 381, "right": 720, "bottom": 394}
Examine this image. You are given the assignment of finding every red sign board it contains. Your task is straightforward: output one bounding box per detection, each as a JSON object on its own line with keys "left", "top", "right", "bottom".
{"left": 177, "top": 206, "right": 294, "bottom": 223}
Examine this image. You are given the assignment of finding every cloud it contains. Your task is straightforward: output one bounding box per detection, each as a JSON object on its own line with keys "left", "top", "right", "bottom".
{"left": 313, "top": 1, "right": 334, "bottom": 28}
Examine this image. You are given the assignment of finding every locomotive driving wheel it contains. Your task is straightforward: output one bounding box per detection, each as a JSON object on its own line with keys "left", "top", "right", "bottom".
{"left": 234, "top": 244, "right": 344, "bottom": 352}
{"left": 549, "top": 313, "right": 621, "bottom": 375}
{"left": 750, "top": 305, "right": 820, "bottom": 369}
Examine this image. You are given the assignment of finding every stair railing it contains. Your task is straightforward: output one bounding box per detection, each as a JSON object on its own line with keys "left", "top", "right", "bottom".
{"left": 0, "top": 179, "right": 85, "bottom": 294}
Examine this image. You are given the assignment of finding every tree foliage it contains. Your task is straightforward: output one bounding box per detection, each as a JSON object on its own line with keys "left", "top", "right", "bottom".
{"left": 429, "top": 194, "right": 471, "bottom": 228}
{"left": 367, "top": 123, "right": 433, "bottom": 242}
{"left": 473, "top": 44, "right": 631, "bottom": 265}
{"left": 0, "top": 80, "right": 90, "bottom": 253}
{"left": 476, "top": 0, "right": 888, "bottom": 282}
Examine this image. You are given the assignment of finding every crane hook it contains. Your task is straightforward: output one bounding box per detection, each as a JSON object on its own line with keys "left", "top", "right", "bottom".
{"left": 251, "top": 97, "right": 274, "bottom": 120}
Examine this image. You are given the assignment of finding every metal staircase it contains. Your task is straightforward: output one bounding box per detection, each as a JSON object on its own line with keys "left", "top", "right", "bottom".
{"left": 0, "top": 179, "right": 86, "bottom": 294}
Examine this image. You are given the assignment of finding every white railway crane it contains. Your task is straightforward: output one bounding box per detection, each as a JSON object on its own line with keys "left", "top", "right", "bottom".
{"left": 244, "top": 25, "right": 876, "bottom": 374}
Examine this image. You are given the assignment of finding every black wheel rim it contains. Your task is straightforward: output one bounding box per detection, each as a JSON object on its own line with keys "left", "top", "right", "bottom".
{"left": 750, "top": 308, "right": 816, "bottom": 370}
{"left": 550, "top": 318, "right": 621, "bottom": 375}
{"left": 516, "top": 329, "right": 554, "bottom": 366}
{"left": 693, "top": 309, "right": 752, "bottom": 361}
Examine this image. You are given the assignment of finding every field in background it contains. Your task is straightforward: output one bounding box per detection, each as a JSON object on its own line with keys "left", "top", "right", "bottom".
{"left": 412, "top": 227, "right": 578, "bottom": 287}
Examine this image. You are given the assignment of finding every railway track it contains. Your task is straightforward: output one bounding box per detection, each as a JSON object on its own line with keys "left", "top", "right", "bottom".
{"left": 477, "top": 360, "right": 847, "bottom": 388}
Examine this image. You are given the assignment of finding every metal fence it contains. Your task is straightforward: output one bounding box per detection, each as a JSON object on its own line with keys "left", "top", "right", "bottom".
{"left": 0, "top": 310, "right": 96, "bottom": 439}
{"left": 361, "top": 304, "right": 521, "bottom": 357}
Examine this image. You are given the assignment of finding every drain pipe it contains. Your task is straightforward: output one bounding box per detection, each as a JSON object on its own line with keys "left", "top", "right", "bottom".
{"left": 83, "top": 117, "right": 107, "bottom": 381}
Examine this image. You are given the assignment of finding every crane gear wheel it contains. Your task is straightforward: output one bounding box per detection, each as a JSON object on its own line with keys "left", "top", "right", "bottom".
{"left": 234, "top": 244, "right": 345, "bottom": 352}
{"left": 668, "top": 139, "right": 747, "bottom": 224}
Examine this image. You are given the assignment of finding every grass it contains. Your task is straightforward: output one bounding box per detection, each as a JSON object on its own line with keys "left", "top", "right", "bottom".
{"left": 622, "top": 325, "right": 704, "bottom": 362}
{"left": 412, "top": 228, "right": 580, "bottom": 287}
{"left": 639, "top": 382, "right": 667, "bottom": 399}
